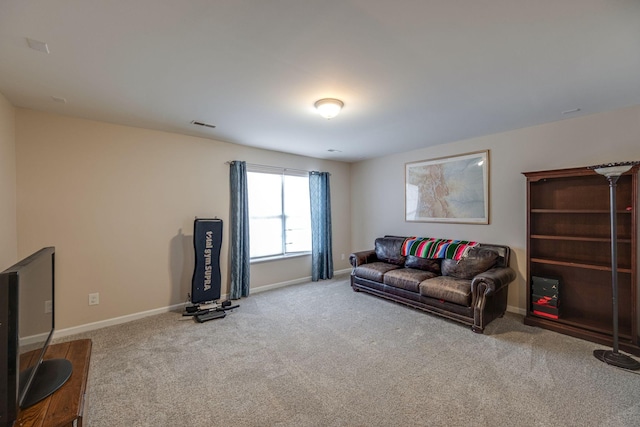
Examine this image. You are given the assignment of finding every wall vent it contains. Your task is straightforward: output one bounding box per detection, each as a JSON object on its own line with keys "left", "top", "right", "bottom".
{"left": 191, "top": 120, "right": 216, "bottom": 129}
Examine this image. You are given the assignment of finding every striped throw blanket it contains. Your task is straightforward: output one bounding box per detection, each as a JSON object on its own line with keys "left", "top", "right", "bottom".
{"left": 401, "top": 237, "right": 478, "bottom": 261}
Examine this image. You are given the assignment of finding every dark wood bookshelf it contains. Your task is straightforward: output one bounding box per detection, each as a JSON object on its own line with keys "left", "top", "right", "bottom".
{"left": 523, "top": 165, "right": 639, "bottom": 356}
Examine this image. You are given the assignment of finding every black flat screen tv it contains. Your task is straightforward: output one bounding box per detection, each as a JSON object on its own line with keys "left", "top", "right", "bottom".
{"left": 0, "top": 247, "right": 72, "bottom": 427}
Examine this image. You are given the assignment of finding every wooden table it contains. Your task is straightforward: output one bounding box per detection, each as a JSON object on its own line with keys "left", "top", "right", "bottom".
{"left": 17, "top": 339, "right": 92, "bottom": 427}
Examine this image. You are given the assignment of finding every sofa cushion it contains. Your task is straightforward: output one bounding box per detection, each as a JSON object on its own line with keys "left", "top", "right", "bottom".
{"left": 375, "top": 237, "right": 406, "bottom": 266}
{"left": 441, "top": 248, "right": 499, "bottom": 280}
{"left": 383, "top": 268, "right": 438, "bottom": 293}
{"left": 405, "top": 255, "right": 441, "bottom": 274}
{"left": 420, "top": 276, "right": 472, "bottom": 306}
{"left": 354, "top": 262, "right": 401, "bottom": 282}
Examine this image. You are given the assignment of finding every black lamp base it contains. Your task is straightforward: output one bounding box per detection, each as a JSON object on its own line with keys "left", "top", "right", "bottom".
{"left": 593, "top": 349, "right": 640, "bottom": 370}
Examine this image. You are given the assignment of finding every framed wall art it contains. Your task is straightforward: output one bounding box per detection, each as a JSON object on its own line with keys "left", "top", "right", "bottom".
{"left": 405, "top": 150, "right": 489, "bottom": 224}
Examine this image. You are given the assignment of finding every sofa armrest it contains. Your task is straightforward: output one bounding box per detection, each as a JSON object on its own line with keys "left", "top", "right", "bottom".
{"left": 471, "top": 267, "right": 516, "bottom": 296}
{"left": 470, "top": 266, "right": 516, "bottom": 333}
{"left": 349, "top": 250, "right": 377, "bottom": 269}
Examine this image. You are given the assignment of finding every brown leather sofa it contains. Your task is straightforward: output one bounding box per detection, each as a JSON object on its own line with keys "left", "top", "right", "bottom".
{"left": 349, "top": 236, "right": 516, "bottom": 333}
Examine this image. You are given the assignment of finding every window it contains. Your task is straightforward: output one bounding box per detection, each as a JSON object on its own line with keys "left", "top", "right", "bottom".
{"left": 247, "top": 166, "right": 311, "bottom": 260}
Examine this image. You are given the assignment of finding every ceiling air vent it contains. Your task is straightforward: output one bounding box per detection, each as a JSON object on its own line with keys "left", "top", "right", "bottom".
{"left": 191, "top": 120, "right": 216, "bottom": 129}
{"left": 26, "top": 38, "right": 50, "bottom": 53}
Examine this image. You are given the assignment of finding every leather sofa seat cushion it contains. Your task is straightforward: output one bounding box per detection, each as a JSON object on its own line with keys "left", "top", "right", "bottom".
{"left": 354, "top": 262, "right": 401, "bottom": 282}
{"left": 405, "top": 255, "right": 441, "bottom": 274}
{"left": 420, "top": 276, "right": 472, "bottom": 306}
{"left": 375, "top": 237, "right": 406, "bottom": 266}
{"left": 383, "top": 268, "right": 438, "bottom": 293}
{"left": 441, "top": 248, "right": 498, "bottom": 280}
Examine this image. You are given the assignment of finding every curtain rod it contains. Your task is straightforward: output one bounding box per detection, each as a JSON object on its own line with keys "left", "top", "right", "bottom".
{"left": 225, "top": 161, "right": 315, "bottom": 175}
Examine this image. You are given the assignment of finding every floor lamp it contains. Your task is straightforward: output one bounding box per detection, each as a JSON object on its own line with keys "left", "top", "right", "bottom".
{"left": 587, "top": 161, "right": 640, "bottom": 371}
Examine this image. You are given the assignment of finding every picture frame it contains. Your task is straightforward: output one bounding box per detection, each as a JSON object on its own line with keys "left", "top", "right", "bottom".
{"left": 405, "top": 150, "right": 489, "bottom": 224}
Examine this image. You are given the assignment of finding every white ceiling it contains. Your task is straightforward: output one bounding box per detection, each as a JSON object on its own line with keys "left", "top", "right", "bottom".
{"left": 1, "top": 1, "right": 639, "bottom": 163}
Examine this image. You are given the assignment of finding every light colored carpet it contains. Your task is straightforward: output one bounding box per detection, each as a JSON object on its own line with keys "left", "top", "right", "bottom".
{"left": 57, "top": 274, "right": 640, "bottom": 426}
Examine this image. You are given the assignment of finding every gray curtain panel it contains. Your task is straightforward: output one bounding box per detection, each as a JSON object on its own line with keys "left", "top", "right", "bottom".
{"left": 309, "top": 171, "right": 333, "bottom": 281}
{"left": 229, "top": 161, "right": 250, "bottom": 299}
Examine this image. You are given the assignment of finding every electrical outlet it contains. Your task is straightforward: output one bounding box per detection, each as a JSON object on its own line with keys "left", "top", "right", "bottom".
{"left": 341, "top": 253, "right": 345, "bottom": 260}
{"left": 89, "top": 292, "right": 100, "bottom": 306}
{"left": 45, "top": 300, "right": 52, "bottom": 314}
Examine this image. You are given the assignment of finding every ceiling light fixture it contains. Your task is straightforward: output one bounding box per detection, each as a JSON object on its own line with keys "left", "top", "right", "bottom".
{"left": 314, "top": 98, "right": 343, "bottom": 119}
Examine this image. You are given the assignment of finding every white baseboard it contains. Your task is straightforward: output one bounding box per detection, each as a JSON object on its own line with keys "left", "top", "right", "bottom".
{"left": 54, "top": 268, "right": 353, "bottom": 339}
{"left": 250, "top": 268, "right": 351, "bottom": 295}
{"left": 54, "top": 302, "right": 187, "bottom": 339}
{"left": 506, "top": 305, "right": 526, "bottom": 316}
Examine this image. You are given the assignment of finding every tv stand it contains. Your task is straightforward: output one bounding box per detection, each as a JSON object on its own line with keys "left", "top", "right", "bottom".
{"left": 17, "top": 339, "right": 92, "bottom": 427}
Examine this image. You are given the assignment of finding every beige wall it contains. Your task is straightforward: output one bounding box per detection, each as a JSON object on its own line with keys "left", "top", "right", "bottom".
{"left": 0, "top": 92, "right": 17, "bottom": 270}
{"left": 15, "top": 109, "right": 351, "bottom": 329}
{"left": 351, "top": 105, "right": 640, "bottom": 313}
{"left": 13, "top": 102, "right": 640, "bottom": 328}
